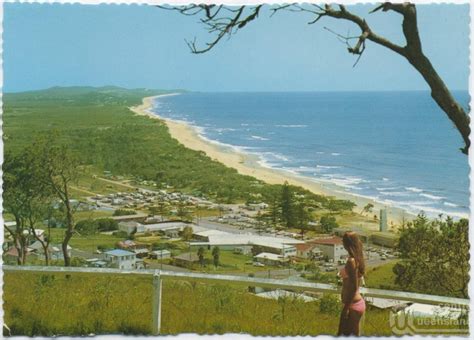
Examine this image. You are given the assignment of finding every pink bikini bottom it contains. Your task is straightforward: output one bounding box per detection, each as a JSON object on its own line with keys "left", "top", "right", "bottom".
{"left": 349, "top": 298, "right": 366, "bottom": 314}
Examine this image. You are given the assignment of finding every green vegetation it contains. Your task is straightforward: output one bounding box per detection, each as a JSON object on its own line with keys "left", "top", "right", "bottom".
{"left": 394, "top": 214, "right": 469, "bottom": 298}
{"left": 212, "top": 246, "right": 220, "bottom": 267}
{"left": 3, "top": 272, "right": 393, "bottom": 336}
{"left": 319, "top": 215, "right": 339, "bottom": 233}
{"left": 75, "top": 218, "right": 118, "bottom": 235}
{"left": 3, "top": 86, "right": 356, "bottom": 207}
{"left": 364, "top": 262, "right": 400, "bottom": 291}
{"left": 5, "top": 271, "right": 465, "bottom": 337}
{"left": 260, "top": 181, "right": 353, "bottom": 232}
{"left": 48, "top": 228, "right": 123, "bottom": 253}
{"left": 113, "top": 209, "right": 137, "bottom": 216}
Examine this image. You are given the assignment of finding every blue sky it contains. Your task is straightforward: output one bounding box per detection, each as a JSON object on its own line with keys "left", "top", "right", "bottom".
{"left": 3, "top": 3, "right": 470, "bottom": 92}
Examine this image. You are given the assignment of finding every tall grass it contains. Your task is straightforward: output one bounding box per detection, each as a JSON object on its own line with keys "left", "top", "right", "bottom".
{"left": 4, "top": 272, "right": 396, "bottom": 336}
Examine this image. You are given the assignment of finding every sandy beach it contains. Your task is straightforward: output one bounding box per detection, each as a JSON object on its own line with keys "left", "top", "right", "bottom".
{"left": 131, "top": 94, "right": 414, "bottom": 225}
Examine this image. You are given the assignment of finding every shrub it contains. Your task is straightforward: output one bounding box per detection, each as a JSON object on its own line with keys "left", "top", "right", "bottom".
{"left": 113, "top": 230, "right": 129, "bottom": 238}
{"left": 319, "top": 294, "right": 341, "bottom": 315}
{"left": 75, "top": 219, "right": 98, "bottom": 235}
{"left": 96, "top": 218, "right": 118, "bottom": 232}
{"left": 319, "top": 215, "right": 338, "bottom": 233}
{"left": 113, "top": 209, "right": 137, "bottom": 216}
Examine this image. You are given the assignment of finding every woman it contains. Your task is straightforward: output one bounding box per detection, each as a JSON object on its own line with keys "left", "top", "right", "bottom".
{"left": 337, "top": 231, "right": 366, "bottom": 336}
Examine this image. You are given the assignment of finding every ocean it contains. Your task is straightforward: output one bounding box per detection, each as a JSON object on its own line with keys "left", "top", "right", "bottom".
{"left": 151, "top": 91, "right": 470, "bottom": 218}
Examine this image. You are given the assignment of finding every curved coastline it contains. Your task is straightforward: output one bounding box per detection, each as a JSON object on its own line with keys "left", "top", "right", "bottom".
{"left": 131, "top": 94, "right": 415, "bottom": 225}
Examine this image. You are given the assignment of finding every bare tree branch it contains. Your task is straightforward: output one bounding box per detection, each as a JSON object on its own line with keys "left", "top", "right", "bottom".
{"left": 159, "top": 2, "right": 470, "bottom": 153}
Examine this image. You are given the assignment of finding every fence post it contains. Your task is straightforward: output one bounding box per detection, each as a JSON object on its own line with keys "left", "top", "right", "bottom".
{"left": 152, "top": 270, "right": 162, "bottom": 335}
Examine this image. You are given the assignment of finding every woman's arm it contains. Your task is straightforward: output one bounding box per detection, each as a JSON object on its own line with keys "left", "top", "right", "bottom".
{"left": 342, "top": 258, "right": 358, "bottom": 307}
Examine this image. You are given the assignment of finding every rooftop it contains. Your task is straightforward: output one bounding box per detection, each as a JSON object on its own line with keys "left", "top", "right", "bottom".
{"left": 308, "top": 236, "right": 343, "bottom": 246}
{"left": 295, "top": 243, "right": 318, "bottom": 251}
{"left": 174, "top": 252, "right": 199, "bottom": 262}
{"left": 151, "top": 250, "right": 171, "bottom": 255}
{"left": 144, "top": 222, "right": 192, "bottom": 231}
{"left": 105, "top": 249, "right": 136, "bottom": 257}
{"left": 194, "top": 229, "right": 229, "bottom": 237}
{"left": 254, "top": 252, "right": 288, "bottom": 261}
{"left": 118, "top": 221, "right": 143, "bottom": 227}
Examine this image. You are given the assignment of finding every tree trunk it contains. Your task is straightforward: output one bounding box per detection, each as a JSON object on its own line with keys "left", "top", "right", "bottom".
{"left": 62, "top": 231, "right": 72, "bottom": 266}
{"left": 43, "top": 243, "right": 50, "bottom": 266}
{"left": 62, "top": 191, "right": 74, "bottom": 267}
{"left": 406, "top": 51, "right": 470, "bottom": 153}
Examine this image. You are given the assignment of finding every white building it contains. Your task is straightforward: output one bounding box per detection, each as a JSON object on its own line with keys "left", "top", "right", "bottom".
{"left": 281, "top": 244, "right": 297, "bottom": 258}
{"left": 143, "top": 222, "right": 192, "bottom": 237}
{"left": 118, "top": 221, "right": 145, "bottom": 235}
{"left": 150, "top": 249, "right": 171, "bottom": 260}
{"left": 190, "top": 232, "right": 303, "bottom": 256}
{"left": 309, "top": 237, "right": 346, "bottom": 262}
{"left": 104, "top": 249, "right": 137, "bottom": 269}
{"left": 254, "top": 252, "right": 289, "bottom": 266}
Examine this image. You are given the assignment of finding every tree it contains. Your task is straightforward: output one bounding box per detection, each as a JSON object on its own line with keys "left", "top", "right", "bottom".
{"left": 320, "top": 215, "right": 339, "bottom": 233}
{"left": 197, "top": 246, "right": 206, "bottom": 267}
{"left": 33, "top": 135, "right": 79, "bottom": 266}
{"left": 280, "top": 181, "right": 295, "bottom": 228}
{"left": 96, "top": 218, "right": 119, "bottom": 232}
{"left": 327, "top": 199, "right": 356, "bottom": 214}
{"left": 294, "top": 201, "right": 310, "bottom": 237}
{"left": 177, "top": 199, "right": 192, "bottom": 222}
{"left": 181, "top": 226, "right": 194, "bottom": 241}
{"left": 162, "top": 3, "right": 470, "bottom": 154}
{"left": 393, "top": 214, "right": 469, "bottom": 298}
{"left": 75, "top": 219, "right": 99, "bottom": 236}
{"left": 361, "top": 203, "right": 374, "bottom": 215}
{"left": 212, "top": 246, "right": 220, "bottom": 268}
{"left": 268, "top": 196, "right": 281, "bottom": 226}
{"left": 3, "top": 150, "right": 54, "bottom": 265}
{"left": 3, "top": 153, "right": 34, "bottom": 265}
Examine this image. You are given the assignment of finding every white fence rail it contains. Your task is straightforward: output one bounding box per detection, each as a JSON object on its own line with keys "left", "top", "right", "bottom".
{"left": 3, "top": 265, "right": 470, "bottom": 335}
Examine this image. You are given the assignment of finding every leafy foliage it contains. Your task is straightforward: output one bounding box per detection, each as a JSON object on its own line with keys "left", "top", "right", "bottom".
{"left": 319, "top": 294, "right": 342, "bottom": 315}
{"left": 76, "top": 218, "right": 118, "bottom": 235}
{"left": 181, "top": 226, "right": 194, "bottom": 241}
{"left": 212, "top": 246, "right": 220, "bottom": 267}
{"left": 394, "top": 214, "right": 469, "bottom": 298}
{"left": 75, "top": 219, "right": 99, "bottom": 235}
{"left": 3, "top": 87, "right": 356, "bottom": 209}
{"left": 113, "top": 209, "right": 136, "bottom": 216}
{"left": 320, "top": 215, "right": 339, "bottom": 233}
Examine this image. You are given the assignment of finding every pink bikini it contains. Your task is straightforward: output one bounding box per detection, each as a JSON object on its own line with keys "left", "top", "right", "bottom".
{"left": 339, "top": 267, "right": 366, "bottom": 314}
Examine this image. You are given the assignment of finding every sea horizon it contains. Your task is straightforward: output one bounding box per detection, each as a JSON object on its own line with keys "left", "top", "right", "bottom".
{"left": 4, "top": 86, "right": 470, "bottom": 94}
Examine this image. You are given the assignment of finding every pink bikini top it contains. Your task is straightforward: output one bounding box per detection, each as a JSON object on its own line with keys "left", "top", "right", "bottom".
{"left": 339, "top": 267, "right": 349, "bottom": 279}
{"left": 340, "top": 265, "right": 365, "bottom": 286}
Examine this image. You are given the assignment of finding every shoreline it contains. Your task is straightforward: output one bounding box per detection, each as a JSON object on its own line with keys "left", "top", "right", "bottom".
{"left": 131, "top": 94, "right": 415, "bottom": 226}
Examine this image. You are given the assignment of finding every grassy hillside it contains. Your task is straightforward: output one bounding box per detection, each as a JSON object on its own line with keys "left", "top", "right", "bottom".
{"left": 4, "top": 272, "right": 393, "bottom": 336}
{"left": 3, "top": 86, "right": 346, "bottom": 206}
{"left": 5, "top": 272, "right": 466, "bottom": 336}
